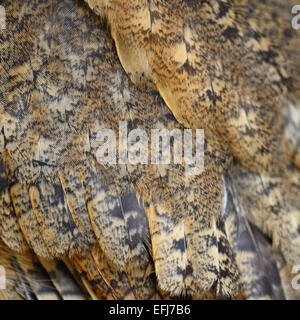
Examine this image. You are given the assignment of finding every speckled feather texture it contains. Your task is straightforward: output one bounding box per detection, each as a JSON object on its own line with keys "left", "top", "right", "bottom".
{"left": 0, "top": 0, "right": 299, "bottom": 300}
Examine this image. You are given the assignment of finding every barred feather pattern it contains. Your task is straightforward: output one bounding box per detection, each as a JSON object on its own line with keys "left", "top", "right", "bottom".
{"left": 0, "top": 0, "right": 299, "bottom": 299}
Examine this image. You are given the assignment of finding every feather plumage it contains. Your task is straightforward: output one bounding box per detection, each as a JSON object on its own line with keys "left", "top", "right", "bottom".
{"left": 0, "top": 0, "right": 299, "bottom": 300}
